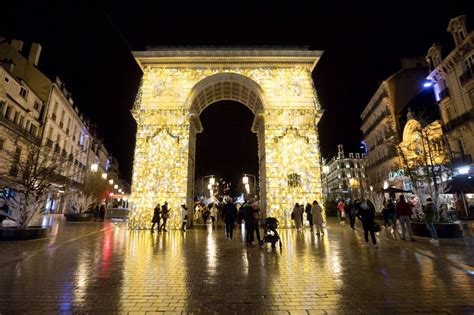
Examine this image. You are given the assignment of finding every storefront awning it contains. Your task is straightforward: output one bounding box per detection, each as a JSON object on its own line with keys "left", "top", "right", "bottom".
{"left": 443, "top": 176, "right": 474, "bottom": 194}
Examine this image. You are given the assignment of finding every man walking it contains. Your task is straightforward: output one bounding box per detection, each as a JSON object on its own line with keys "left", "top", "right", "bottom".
{"left": 395, "top": 195, "right": 414, "bottom": 241}
{"left": 423, "top": 198, "right": 439, "bottom": 245}
{"left": 223, "top": 198, "right": 238, "bottom": 239}
{"left": 345, "top": 200, "right": 356, "bottom": 230}
{"left": 151, "top": 203, "right": 161, "bottom": 233}
{"left": 159, "top": 201, "right": 169, "bottom": 232}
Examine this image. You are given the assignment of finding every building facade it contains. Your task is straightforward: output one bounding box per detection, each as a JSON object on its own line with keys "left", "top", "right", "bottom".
{"left": 0, "top": 63, "right": 43, "bottom": 186}
{"left": 361, "top": 59, "right": 428, "bottom": 190}
{"left": 0, "top": 38, "right": 123, "bottom": 213}
{"left": 321, "top": 145, "right": 368, "bottom": 200}
{"left": 426, "top": 15, "right": 474, "bottom": 176}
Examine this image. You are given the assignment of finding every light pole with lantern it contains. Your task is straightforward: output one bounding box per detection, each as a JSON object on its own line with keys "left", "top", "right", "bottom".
{"left": 242, "top": 174, "right": 257, "bottom": 199}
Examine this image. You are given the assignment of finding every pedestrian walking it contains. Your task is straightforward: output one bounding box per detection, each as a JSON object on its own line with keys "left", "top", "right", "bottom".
{"left": 337, "top": 200, "right": 346, "bottom": 223}
{"left": 99, "top": 204, "right": 106, "bottom": 222}
{"left": 395, "top": 195, "right": 414, "bottom": 241}
{"left": 311, "top": 200, "right": 324, "bottom": 235}
{"left": 94, "top": 204, "right": 100, "bottom": 222}
{"left": 151, "top": 203, "right": 161, "bottom": 233}
{"left": 345, "top": 200, "right": 356, "bottom": 230}
{"left": 356, "top": 199, "right": 377, "bottom": 247}
{"left": 387, "top": 199, "right": 396, "bottom": 226}
{"left": 210, "top": 203, "right": 218, "bottom": 225}
{"left": 292, "top": 203, "right": 303, "bottom": 231}
{"left": 381, "top": 201, "right": 390, "bottom": 227}
{"left": 252, "top": 201, "right": 262, "bottom": 244}
{"left": 222, "top": 198, "right": 238, "bottom": 239}
{"left": 305, "top": 203, "right": 313, "bottom": 231}
{"left": 242, "top": 200, "right": 255, "bottom": 245}
{"left": 159, "top": 201, "right": 169, "bottom": 232}
{"left": 181, "top": 204, "right": 188, "bottom": 232}
{"left": 422, "top": 198, "right": 439, "bottom": 245}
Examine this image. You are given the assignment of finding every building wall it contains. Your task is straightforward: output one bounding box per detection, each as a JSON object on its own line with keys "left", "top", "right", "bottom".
{"left": 426, "top": 16, "right": 474, "bottom": 172}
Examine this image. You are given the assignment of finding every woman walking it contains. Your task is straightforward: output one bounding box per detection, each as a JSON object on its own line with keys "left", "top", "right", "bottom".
{"left": 159, "top": 202, "right": 169, "bottom": 232}
{"left": 181, "top": 204, "right": 188, "bottom": 232}
{"left": 311, "top": 200, "right": 324, "bottom": 235}
{"left": 356, "top": 199, "right": 377, "bottom": 247}
{"left": 292, "top": 203, "right": 303, "bottom": 231}
{"left": 305, "top": 203, "right": 313, "bottom": 231}
{"left": 210, "top": 203, "right": 218, "bottom": 226}
{"left": 151, "top": 203, "right": 161, "bottom": 233}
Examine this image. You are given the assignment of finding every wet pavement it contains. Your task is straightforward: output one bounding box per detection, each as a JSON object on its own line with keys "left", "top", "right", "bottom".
{"left": 0, "top": 216, "right": 474, "bottom": 314}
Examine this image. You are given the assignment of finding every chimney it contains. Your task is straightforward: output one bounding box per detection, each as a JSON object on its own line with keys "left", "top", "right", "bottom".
{"left": 10, "top": 39, "right": 24, "bottom": 52}
{"left": 28, "top": 43, "right": 42, "bottom": 66}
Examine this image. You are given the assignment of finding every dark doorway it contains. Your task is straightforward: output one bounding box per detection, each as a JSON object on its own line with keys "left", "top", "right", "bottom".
{"left": 195, "top": 100, "right": 258, "bottom": 198}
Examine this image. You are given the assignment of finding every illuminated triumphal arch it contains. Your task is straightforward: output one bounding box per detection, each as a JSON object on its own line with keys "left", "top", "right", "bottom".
{"left": 130, "top": 48, "right": 324, "bottom": 229}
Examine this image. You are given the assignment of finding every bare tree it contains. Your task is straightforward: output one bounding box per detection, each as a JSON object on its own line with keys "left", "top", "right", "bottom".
{"left": 0, "top": 135, "right": 86, "bottom": 228}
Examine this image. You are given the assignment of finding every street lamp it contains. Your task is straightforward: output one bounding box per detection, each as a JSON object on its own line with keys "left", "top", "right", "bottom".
{"left": 114, "top": 184, "right": 118, "bottom": 189}
{"left": 109, "top": 179, "right": 114, "bottom": 185}
{"left": 102, "top": 173, "right": 107, "bottom": 180}
{"left": 209, "top": 177, "right": 215, "bottom": 185}
{"left": 322, "top": 165, "right": 330, "bottom": 200}
{"left": 242, "top": 174, "right": 257, "bottom": 198}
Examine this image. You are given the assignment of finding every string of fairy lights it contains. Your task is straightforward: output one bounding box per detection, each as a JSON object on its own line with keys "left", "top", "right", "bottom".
{"left": 129, "top": 63, "right": 323, "bottom": 229}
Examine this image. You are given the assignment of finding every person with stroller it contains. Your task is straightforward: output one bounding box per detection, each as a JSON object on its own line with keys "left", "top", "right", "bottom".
{"left": 222, "top": 198, "right": 238, "bottom": 240}
{"left": 311, "top": 200, "right": 324, "bottom": 235}
{"left": 151, "top": 203, "right": 161, "bottom": 233}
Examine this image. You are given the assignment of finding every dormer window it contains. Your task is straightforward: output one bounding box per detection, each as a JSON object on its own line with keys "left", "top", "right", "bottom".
{"left": 458, "top": 29, "right": 466, "bottom": 41}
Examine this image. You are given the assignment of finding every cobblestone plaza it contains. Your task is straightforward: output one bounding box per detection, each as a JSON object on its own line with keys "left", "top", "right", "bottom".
{"left": 0, "top": 217, "right": 474, "bottom": 314}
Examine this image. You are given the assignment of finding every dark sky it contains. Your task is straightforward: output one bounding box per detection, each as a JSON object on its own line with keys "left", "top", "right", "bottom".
{"left": 1, "top": 0, "right": 472, "bottom": 184}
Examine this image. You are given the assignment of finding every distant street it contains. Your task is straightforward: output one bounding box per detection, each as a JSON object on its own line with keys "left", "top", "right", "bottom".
{"left": 0, "top": 217, "right": 473, "bottom": 313}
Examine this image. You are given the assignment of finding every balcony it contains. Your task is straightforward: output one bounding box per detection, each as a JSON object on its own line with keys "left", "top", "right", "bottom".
{"left": 362, "top": 110, "right": 391, "bottom": 138}
{"left": 45, "top": 138, "right": 53, "bottom": 148}
{"left": 460, "top": 68, "right": 473, "bottom": 86}
{"left": 443, "top": 110, "right": 474, "bottom": 133}
{"left": 439, "top": 87, "right": 450, "bottom": 100}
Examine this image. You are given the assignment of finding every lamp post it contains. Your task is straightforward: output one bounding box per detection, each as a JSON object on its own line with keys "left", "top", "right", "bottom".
{"left": 242, "top": 174, "right": 257, "bottom": 199}
{"left": 201, "top": 175, "right": 216, "bottom": 198}
{"left": 322, "top": 165, "right": 330, "bottom": 202}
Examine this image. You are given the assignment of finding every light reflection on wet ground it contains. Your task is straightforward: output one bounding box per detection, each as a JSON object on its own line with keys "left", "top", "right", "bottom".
{"left": 0, "top": 216, "right": 473, "bottom": 313}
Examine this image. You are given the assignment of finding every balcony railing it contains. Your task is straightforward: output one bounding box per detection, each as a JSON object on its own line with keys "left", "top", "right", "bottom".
{"left": 362, "top": 110, "right": 391, "bottom": 138}
{"left": 439, "top": 87, "right": 450, "bottom": 100}
{"left": 443, "top": 110, "right": 473, "bottom": 133}
{"left": 45, "top": 138, "right": 53, "bottom": 148}
{"left": 460, "top": 68, "right": 473, "bottom": 86}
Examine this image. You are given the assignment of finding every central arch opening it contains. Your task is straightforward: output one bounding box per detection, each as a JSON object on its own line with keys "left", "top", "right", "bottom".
{"left": 194, "top": 100, "right": 259, "bottom": 203}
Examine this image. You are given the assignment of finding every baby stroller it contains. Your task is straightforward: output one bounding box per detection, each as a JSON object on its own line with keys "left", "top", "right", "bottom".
{"left": 259, "top": 217, "right": 282, "bottom": 249}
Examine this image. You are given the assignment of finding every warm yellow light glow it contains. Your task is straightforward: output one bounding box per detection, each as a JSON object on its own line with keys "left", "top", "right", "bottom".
{"left": 114, "top": 184, "right": 118, "bottom": 189}
{"left": 90, "top": 163, "right": 98, "bottom": 173}
{"left": 207, "top": 184, "right": 212, "bottom": 190}
{"left": 109, "top": 179, "right": 114, "bottom": 185}
{"left": 243, "top": 176, "right": 249, "bottom": 184}
{"left": 102, "top": 173, "right": 107, "bottom": 179}
{"left": 129, "top": 50, "right": 324, "bottom": 229}
{"left": 322, "top": 165, "right": 329, "bottom": 174}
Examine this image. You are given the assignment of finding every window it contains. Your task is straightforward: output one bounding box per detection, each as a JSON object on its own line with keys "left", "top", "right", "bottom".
{"left": 13, "top": 111, "right": 19, "bottom": 124}
{"left": 19, "top": 115, "right": 24, "bottom": 127}
{"left": 466, "top": 54, "right": 474, "bottom": 71}
{"left": 4, "top": 106, "right": 12, "bottom": 119}
{"left": 0, "top": 100, "right": 4, "bottom": 112}
{"left": 0, "top": 138, "right": 4, "bottom": 150}
{"left": 19, "top": 87, "right": 27, "bottom": 98}
{"left": 4, "top": 76, "right": 9, "bottom": 82}
{"left": 33, "top": 100, "right": 40, "bottom": 111}
{"left": 29, "top": 124, "right": 37, "bottom": 136}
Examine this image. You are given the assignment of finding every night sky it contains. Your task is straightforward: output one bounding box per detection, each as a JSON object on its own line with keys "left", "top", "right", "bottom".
{"left": 1, "top": 1, "right": 472, "bottom": 186}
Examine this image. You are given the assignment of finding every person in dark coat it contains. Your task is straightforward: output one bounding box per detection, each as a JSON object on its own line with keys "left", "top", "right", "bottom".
{"left": 159, "top": 202, "right": 169, "bottom": 232}
{"left": 151, "top": 203, "right": 161, "bottom": 233}
{"left": 345, "top": 200, "right": 356, "bottom": 230}
{"left": 222, "top": 198, "right": 238, "bottom": 239}
{"left": 305, "top": 203, "right": 313, "bottom": 231}
{"left": 422, "top": 198, "right": 439, "bottom": 245}
{"left": 99, "top": 205, "right": 106, "bottom": 222}
{"left": 94, "top": 205, "right": 100, "bottom": 222}
{"left": 387, "top": 199, "right": 396, "bottom": 226}
{"left": 242, "top": 201, "right": 256, "bottom": 245}
{"left": 356, "top": 199, "right": 377, "bottom": 246}
{"left": 395, "top": 195, "right": 414, "bottom": 241}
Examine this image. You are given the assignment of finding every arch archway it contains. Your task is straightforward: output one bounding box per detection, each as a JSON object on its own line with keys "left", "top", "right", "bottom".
{"left": 130, "top": 48, "right": 324, "bottom": 229}
{"left": 185, "top": 73, "right": 267, "bottom": 215}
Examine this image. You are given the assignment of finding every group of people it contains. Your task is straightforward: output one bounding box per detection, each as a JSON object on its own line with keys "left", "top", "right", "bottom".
{"left": 291, "top": 200, "right": 324, "bottom": 235}
{"left": 336, "top": 194, "right": 440, "bottom": 246}
{"left": 151, "top": 201, "right": 170, "bottom": 232}
{"left": 93, "top": 204, "right": 106, "bottom": 222}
